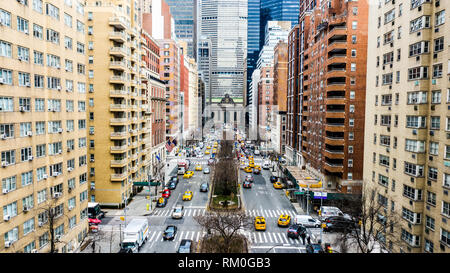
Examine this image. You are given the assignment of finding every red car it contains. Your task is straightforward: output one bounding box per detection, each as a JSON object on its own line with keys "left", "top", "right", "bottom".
{"left": 162, "top": 188, "right": 171, "bottom": 198}
{"left": 88, "top": 218, "right": 102, "bottom": 225}
{"left": 243, "top": 181, "right": 252, "bottom": 188}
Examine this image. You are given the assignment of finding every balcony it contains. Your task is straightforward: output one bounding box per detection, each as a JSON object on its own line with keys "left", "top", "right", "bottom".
{"left": 110, "top": 131, "right": 127, "bottom": 139}
{"left": 110, "top": 118, "right": 128, "bottom": 126}
{"left": 109, "top": 17, "right": 127, "bottom": 30}
{"left": 109, "top": 75, "right": 126, "bottom": 84}
{"left": 109, "top": 61, "right": 126, "bottom": 71}
{"left": 111, "top": 172, "right": 128, "bottom": 181}
{"left": 328, "top": 26, "right": 347, "bottom": 37}
{"left": 130, "top": 166, "right": 138, "bottom": 173}
{"left": 323, "top": 162, "right": 344, "bottom": 173}
{"left": 109, "top": 31, "right": 127, "bottom": 43}
{"left": 323, "top": 148, "right": 345, "bottom": 159}
{"left": 109, "top": 47, "right": 127, "bottom": 57}
{"left": 110, "top": 104, "right": 127, "bottom": 111}
{"left": 110, "top": 145, "right": 128, "bottom": 153}
{"left": 325, "top": 123, "right": 345, "bottom": 132}
{"left": 110, "top": 159, "right": 127, "bottom": 167}
{"left": 110, "top": 89, "right": 128, "bottom": 98}
{"left": 324, "top": 136, "right": 345, "bottom": 146}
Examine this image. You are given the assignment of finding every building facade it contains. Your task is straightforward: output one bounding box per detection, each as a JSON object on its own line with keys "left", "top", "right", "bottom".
{"left": 300, "top": 0, "right": 368, "bottom": 194}
{"left": 0, "top": 0, "right": 89, "bottom": 253}
{"left": 85, "top": 0, "right": 150, "bottom": 207}
{"left": 364, "top": 0, "right": 450, "bottom": 253}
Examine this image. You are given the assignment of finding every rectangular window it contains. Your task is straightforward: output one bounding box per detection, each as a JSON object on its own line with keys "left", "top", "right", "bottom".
{"left": 17, "top": 16, "right": 29, "bottom": 34}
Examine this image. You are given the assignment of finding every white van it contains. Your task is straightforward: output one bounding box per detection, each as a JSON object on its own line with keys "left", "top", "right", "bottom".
{"left": 262, "top": 161, "right": 271, "bottom": 169}
{"left": 177, "top": 167, "right": 186, "bottom": 175}
{"left": 318, "top": 206, "right": 344, "bottom": 221}
{"left": 294, "top": 215, "right": 321, "bottom": 228}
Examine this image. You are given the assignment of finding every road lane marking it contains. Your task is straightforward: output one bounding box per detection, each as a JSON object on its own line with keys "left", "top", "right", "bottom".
{"left": 196, "top": 231, "right": 200, "bottom": 242}
{"left": 190, "top": 231, "right": 195, "bottom": 240}
{"left": 267, "top": 232, "right": 273, "bottom": 243}
{"left": 258, "top": 232, "right": 262, "bottom": 243}
{"left": 262, "top": 233, "right": 267, "bottom": 243}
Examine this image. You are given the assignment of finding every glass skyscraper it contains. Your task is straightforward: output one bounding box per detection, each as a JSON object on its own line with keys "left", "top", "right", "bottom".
{"left": 245, "top": 0, "right": 299, "bottom": 105}
{"left": 165, "top": 0, "right": 195, "bottom": 57}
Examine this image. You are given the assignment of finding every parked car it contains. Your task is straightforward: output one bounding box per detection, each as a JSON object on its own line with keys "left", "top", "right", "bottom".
{"left": 118, "top": 248, "right": 133, "bottom": 253}
{"left": 162, "top": 188, "right": 171, "bottom": 198}
{"left": 245, "top": 174, "right": 254, "bottom": 182}
{"left": 156, "top": 197, "right": 168, "bottom": 208}
{"left": 322, "top": 216, "right": 358, "bottom": 232}
{"left": 243, "top": 181, "right": 252, "bottom": 188}
{"left": 170, "top": 176, "right": 179, "bottom": 184}
{"left": 287, "top": 224, "right": 307, "bottom": 239}
{"left": 163, "top": 225, "right": 177, "bottom": 241}
{"left": 200, "top": 183, "right": 209, "bottom": 192}
{"left": 294, "top": 215, "right": 321, "bottom": 228}
{"left": 306, "top": 243, "right": 325, "bottom": 253}
{"left": 203, "top": 167, "right": 210, "bottom": 174}
{"left": 168, "top": 181, "right": 177, "bottom": 190}
{"left": 177, "top": 239, "right": 192, "bottom": 253}
{"left": 172, "top": 205, "right": 184, "bottom": 219}
{"left": 270, "top": 176, "right": 278, "bottom": 183}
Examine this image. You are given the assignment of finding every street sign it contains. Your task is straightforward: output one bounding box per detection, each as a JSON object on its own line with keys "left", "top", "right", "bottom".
{"left": 294, "top": 191, "right": 305, "bottom": 195}
{"left": 133, "top": 181, "right": 160, "bottom": 186}
{"left": 313, "top": 192, "right": 327, "bottom": 199}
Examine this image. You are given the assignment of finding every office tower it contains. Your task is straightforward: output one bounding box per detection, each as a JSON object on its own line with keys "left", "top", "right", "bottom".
{"left": 300, "top": 0, "right": 368, "bottom": 194}
{"left": 165, "top": 0, "right": 195, "bottom": 58}
{"left": 0, "top": 0, "right": 89, "bottom": 253}
{"left": 141, "top": 29, "right": 167, "bottom": 184}
{"left": 256, "top": 21, "right": 291, "bottom": 69}
{"left": 159, "top": 39, "right": 181, "bottom": 143}
{"left": 364, "top": 0, "right": 450, "bottom": 253}
{"left": 286, "top": 24, "right": 300, "bottom": 165}
{"left": 198, "top": 0, "right": 247, "bottom": 131}
{"left": 85, "top": 0, "right": 151, "bottom": 207}
{"left": 272, "top": 41, "right": 288, "bottom": 155}
{"left": 246, "top": 0, "right": 299, "bottom": 110}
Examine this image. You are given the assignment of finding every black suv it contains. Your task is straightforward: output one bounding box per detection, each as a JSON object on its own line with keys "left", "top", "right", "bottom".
{"left": 287, "top": 224, "right": 307, "bottom": 239}
{"left": 200, "top": 182, "right": 209, "bottom": 192}
{"left": 177, "top": 239, "right": 192, "bottom": 253}
{"left": 322, "top": 216, "right": 357, "bottom": 232}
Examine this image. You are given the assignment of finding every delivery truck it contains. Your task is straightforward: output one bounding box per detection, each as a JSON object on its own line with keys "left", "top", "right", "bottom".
{"left": 177, "top": 160, "right": 190, "bottom": 175}
{"left": 120, "top": 218, "right": 149, "bottom": 253}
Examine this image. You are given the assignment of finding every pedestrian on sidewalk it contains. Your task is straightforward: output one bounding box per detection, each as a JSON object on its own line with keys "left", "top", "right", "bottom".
{"left": 307, "top": 235, "right": 311, "bottom": 245}
{"left": 300, "top": 232, "right": 306, "bottom": 245}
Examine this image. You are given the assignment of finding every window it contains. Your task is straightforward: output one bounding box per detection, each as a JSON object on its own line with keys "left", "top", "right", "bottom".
{"left": 76, "top": 42, "right": 84, "bottom": 54}
{"left": 430, "top": 116, "right": 440, "bottom": 130}
{"left": 2, "top": 175, "right": 16, "bottom": 192}
{"left": 45, "top": 3, "right": 60, "bottom": 20}
{"left": 379, "top": 174, "right": 389, "bottom": 187}
{"left": 17, "top": 16, "right": 29, "bottom": 34}
{"left": 0, "top": 9, "right": 11, "bottom": 27}
{"left": 410, "top": 15, "right": 430, "bottom": 33}
{"left": 0, "top": 69, "right": 13, "bottom": 85}
{"left": 379, "top": 155, "right": 390, "bottom": 166}
{"left": 408, "top": 66, "right": 428, "bottom": 80}
{"left": 405, "top": 139, "right": 425, "bottom": 153}
{"left": 403, "top": 184, "right": 422, "bottom": 200}
{"left": 64, "top": 36, "right": 72, "bottom": 49}
{"left": 46, "top": 28, "right": 59, "bottom": 44}
{"left": 444, "top": 173, "right": 450, "bottom": 188}
{"left": 21, "top": 171, "right": 33, "bottom": 186}
{"left": 443, "top": 201, "right": 450, "bottom": 218}
{"left": 352, "top": 21, "right": 357, "bottom": 30}
{"left": 429, "top": 142, "right": 439, "bottom": 155}
{"left": 435, "top": 10, "right": 445, "bottom": 26}
{"left": 402, "top": 207, "right": 421, "bottom": 224}
{"left": 432, "top": 64, "right": 443, "bottom": 78}
{"left": 34, "top": 51, "right": 44, "bottom": 66}
{"left": 431, "top": 90, "right": 441, "bottom": 103}
{"left": 20, "top": 122, "right": 32, "bottom": 137}
{"left": 434, "top": 37, "right": 444, "bottom": 52}
{"left": 404, "top": 162, "right": 424, "bottom": 177}
{"left": 64, "top": 13, "right": 72, "bottom": 28}
{"left": 0, "top": 40, "right": 12, "bottom": 57}
{"left": 384, "top": 9, "right": 395, "bottom": 24}
{"left": 409, "top": 41, "right": 429, "bottom": 57}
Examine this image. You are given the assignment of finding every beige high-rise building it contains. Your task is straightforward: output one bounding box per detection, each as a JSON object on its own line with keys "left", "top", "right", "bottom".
{"left": 0, "top": 0, "right": 89, "bottom": 253}
{"left": 85, "top": 0, "right": 151, "bottom": 207}
{"left": 364, "top": 0, "right": 450, "bottom": 253}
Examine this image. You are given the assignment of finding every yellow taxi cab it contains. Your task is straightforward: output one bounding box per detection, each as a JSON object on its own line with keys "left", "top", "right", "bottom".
{"left": 248, "top": 155, "right": 254, "bottom": 160}
{"left": 182, "top": 190, "right": 193, "bottom": 201}
{"left": 212, "top": 149, "right": 217, "bottom": 154}
{"left": 273, "top": 181, "right": 283, "bottom": 189}
{"left": 205, "top": 150, "right": 210, "bottom": 155}
{"left": 277, "top": 214, "right": 291, "bottom": 227}
{"left": 254, "top": 216, "right": 266, "bottom": 231}
{"left": 206, "top": 146, "right": 211, "bottom": 150}
{"left": 183, "top": 171, "right": 194, "bottom": 179}
{"left": 248, "top": 162, "right": 255, "bottom": 168}
{"left": 254, "top": 165, "right": 261, "bottom": 171}
{"left": 195, "top": 165, "right": 202, "bottom": 171}
{"left": 244, "top": 166, "right": 253, "bottom": 173}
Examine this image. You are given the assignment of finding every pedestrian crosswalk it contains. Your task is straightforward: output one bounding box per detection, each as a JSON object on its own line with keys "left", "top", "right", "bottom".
{"left": 152, "top": 207, "right": 207, "bottom": 217}
{"left": 244, "top": 209, "right": 297, "bottom": 218}
{"left": 245, "top": 231, "right": 303, "bottom": 245}
{"left": 151, "top": 208, "right": 297, "bottom": 219}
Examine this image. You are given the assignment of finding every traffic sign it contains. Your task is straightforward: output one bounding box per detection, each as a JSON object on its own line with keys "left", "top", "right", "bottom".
{"left": 294, "top": 191, "right": 305, "bottom": 195}
{"left": 313, "top": 192, "right": 327, "bottom": 199}
{"left": 133, "top": 181, "right": 160, "bottom": 186}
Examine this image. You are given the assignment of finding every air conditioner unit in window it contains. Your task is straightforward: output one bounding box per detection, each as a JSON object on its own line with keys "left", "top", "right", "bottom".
{"left": 4, "top": 241, "right": 11, "bottom": 248}
{"left": 38, "top": 222, "right": 44, "bottom": 227}
{"left": 2, "top": 189, "right": 9, "bottom": 194}
{"left": 58, "top": 128, "right": 63, "bottom": 133}
{"left": 3, "top": 215, "right": 10, "bottom": 221}
{"left": 90, "top": 159, "right": 95, "bottom": 162}
{"left": 53, "top": 192, "right": 62, "bottom": 199}
{"left": 412, "top": 129, "right": 417, "bottom": 135}
{"left": 2, "top": 161, "right": 8, "bottom": 167}
{"left": 19, "top": 106, "right": 25, "bottom": 112}
{"left": 58, "top": 149, "right": 62, "bottom": 154}
{"left": 1, "top": 134, "right": 7, "bottom": 139}
{"left": 55, "top": 235, "right": 62, "bottom": 242}
{"left": 31, "top": 249, "right": 38, "bottom": 253}
{"left": 28, "top": 156, "right": 33, "bottom": 161}
{"left": 27, "top": 131, "right": 33, "bottom": 136}
{"left": 68, "top": 206, "right": 74, "bottom": 211}
{"left": 90, "top": 186, "right": 95, "bottom": 190}
{"left": 42, "top": 174, "right": 48, "bottom": 179}
{"left": 68, "top": 167, "right": 73, "bottom": 172}
{"left": 23, "top": 206, "right": 29, "bottom": 212}
{"left": 57, "top": 86, "right": 61, "bottom": 91}
{"left": 0, "top": 78, "right": 4, "bottom": 84}
{"left": 52, "top": 172, "right": 59, "bottom": 177}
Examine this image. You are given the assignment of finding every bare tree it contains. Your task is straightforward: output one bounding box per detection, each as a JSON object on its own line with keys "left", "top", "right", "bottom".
{"left": 333, "top": 185, "right": 406, "bottom": 253}
{"left": 194, "top": 211, "right": 252, "bottom": 253}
